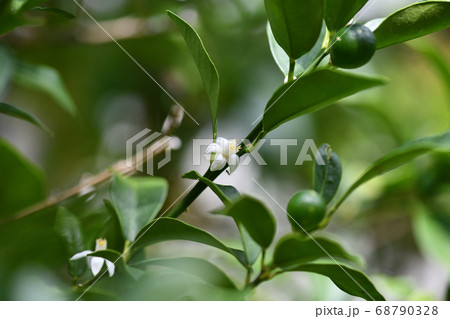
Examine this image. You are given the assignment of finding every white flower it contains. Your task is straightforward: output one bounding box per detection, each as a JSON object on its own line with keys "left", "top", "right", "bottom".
{"left": 205, "top": 137, "right": 241, "bottom": 173}
{"left": 70, "top": 238, "right": 115, "bottom": 277}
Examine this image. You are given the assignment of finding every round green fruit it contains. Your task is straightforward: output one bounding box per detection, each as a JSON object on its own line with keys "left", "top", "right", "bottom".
{"left": 287, "top": 190, "right": 326, "bottom": 233}
{"left": 330, "top": 24, "right": 377, "bottom": 69}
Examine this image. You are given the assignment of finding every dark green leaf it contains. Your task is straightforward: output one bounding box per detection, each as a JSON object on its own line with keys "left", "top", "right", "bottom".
{"left": 287, "top": 263, "right": 385, "bottom": 301}
{"left": 134, "top": 217, "right": 246, "bottom": 267}
{"left": 0, "top": 45, "right": 15, "bottom": 96}
{"left": 324, "top": 0, "right": 369, "bottom": 32}
{"left": 262, "top": 69, "right": 387, "bottom": 132}
{"left": 31, "top": 7, "right": 75, "bottom": 19}
{"left": 55, "top": 207, "right": 86, "bottom": 277}
{"left": 183, "top": 170, "right": 239, "bottom": 205}
{"left": 216, "top": 196, "right": 276, "bottom": 248}
{"left": 264, "top": 0, "right": 324, "bottom": 59}
{"left": 12, "top": 0, "right": 50, "bottom": 14}
{"left": 110, "top": 173, "right": 168, "bottom": 242}
{"left": 0, "top": 139, "right": 45, "bottom": 217}
{"left": 333, "top": 131, "right": 450, "bottom": 213}
{"left": 0, "top": 102, "right": 52, "bottom": 135}
{"left": 412, "top": 205, "right": 450, "bottom": 274}
{"left": 89, "top": 249, "right": 122, "bottom": 262}
{"left": 132, "top": 257, "right": 237, "bottom": 289}
{"left": 374, "top": 1, "right": 450, "bottom": 49}
{"left": 273, "top": 234, "right": 362, "bottom": 268}
{"left": 13, "top": 61, "right": 77, "bottom": 116}
{"left": 313, "top": 144, "right": 342, "bottom": 203}
{"left": 267, "top": 22, "right": 326, "bottom": 76}
{"left": 167, "top": 10, "right": 219, "bottom": 138}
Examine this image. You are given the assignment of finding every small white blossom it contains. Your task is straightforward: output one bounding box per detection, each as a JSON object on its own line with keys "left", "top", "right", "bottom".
{"left": 205, "top": 137, "right": 241, "bottom": 173}
{"left": 70, "top": 238, "right": 115, "bottom": 277}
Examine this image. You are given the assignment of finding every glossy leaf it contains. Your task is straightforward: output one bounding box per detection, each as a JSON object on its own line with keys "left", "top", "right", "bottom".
{"left": 0, "top": 140, "right": 45, "bottom": 217}
{"left": 287, "top": 263, "right": 385, "bottom": 301}
{"left": 324, "top": 0, "right": 369, "bottom": 32}
{"left": 133, "top": 257, "right": 237, "bottom": 289}
{"left": 0, "top": 45, "right": 15, "bottom": 96}
{"left": 267, "top": 22, "right": 326, "bottom": 76}
{"left": 264, "top": 0, "right": 324, "bottom": 59}
{"left": 412, "top": 205, "right": 450, "bottom": 273}
{"left": 134, "top": 217, "right": 247, "bottom": 267}
{"left": 31, "top": 7, "right": 75, "bottom": 19}
{"left": 183, "top": 170, "right": 239, "bottom": 205}
{"left": 334, "top": 131, "right": 450, "bottom": 212}
{"left": 374, "top": 1, "right": 450, "bottom": 49}
{"left": 55, "top": 207, "right": 86, "bottom": 277}
{"left": 0, "top": 103, "right": 52, "bottom": 135}
{"left": 238, "top": 224, "right": 261, "bottom": 266}
{"left": 13, "top": 61, "right": 77, "bottom": 116}
{"left": 216, "top": 196, "right": 276, "bottom": 248}
{"left": 167, "top": 11, "right": 219, "bottom": 139}
{"left": 313, "top": 144, "right": 342, "bottom": 203}
{"left": 110, "top": 174, "right": 168, "bottom": 242}
{"left": 262, "top": 69, "right": 387, "bottom": 132}
{"left": 273, "top": 234, "right": 362, "bottom": 268}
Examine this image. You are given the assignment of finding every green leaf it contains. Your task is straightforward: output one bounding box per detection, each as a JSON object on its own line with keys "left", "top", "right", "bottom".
{"left": 374, "top": 1, "right": 450, "bottom": 49}
{"left": 334, "top": 131, "right": 450, "bottom": 213}
{"left": 0, "top": 139, "right": 45, "bottom": 217}
{"left": 262, "top": 69, "right": 387, "bottom": 133}
{"left": 412, "top": 204, "right": 450, "bottom": 274}
{"left": 313, "top": 144, "right": 342, "bottom": 204}
{"left": 0, "top": 45, "right": 15, "bottom": 96}
{"left": 132, "top": 257, "right": 237, "bottom": 289}
{"left": 167, "top": 10, "right": 219, "bottom": 139}
{"left": 273, "top": 234, "right": 362, "bottom": 269}
{"left": 12, "top": 0, "right": 50, "bottom": 14}
{"left": 0, "top": 102, "right": 52, "bottom": 135}
{"left": 267, "top": 22, "right": 326, "bottom": 76}
{"left": 324, "top": 0, "right": 369, "bottom": 32}
{"left": 216, "top": 196, "right": 276, "bottom": 248}
{"left": 13, "top": 61, "right": 77, "bottom": 116}
{"left": 31, "top": 7, "right": 75, "bottom": 19}
{"left": 264, "top": 0, "right": 324, "bottom": 59}
{"left": 110, "top": 173, "right": 168, "bottom": 242}
{"left": 287, "top": 263, "right": 385, "bottom": 301}
{"left": 238, "top": 224, "right": 261, "bottom": 266}
{"left": 88, "top": 249, "right": 122, "bottom": 262}
{"left": 134, "top": 217, "right": 247, "bottom": 267}
{"left": 55, "top": 207, "right": 86, "bottom": 277}
{"left": 183, "top": 170, "right": 239, "bottom": 205}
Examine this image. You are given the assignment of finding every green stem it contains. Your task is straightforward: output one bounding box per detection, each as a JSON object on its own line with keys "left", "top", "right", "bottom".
{"left": 287, "top": 58, "right": 296, "bottom": 82}
{"left": 166, "top": 121, "right": 265, "bottom": 218}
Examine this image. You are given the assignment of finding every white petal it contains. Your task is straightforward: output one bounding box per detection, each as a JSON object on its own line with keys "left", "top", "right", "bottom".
{"left": 205, "top": 143, "right": 222, "bottom": 155}
{"left": 210, "top": 154, "right": 227, "bottom": 171}
{"left": 105, "top": 260, "right": 116, "bottom": 277}
{"left": 90, "top": 257, "right": 105, "bottom": 276}
{"left": 216, "top": 137, "right": 229, "bottom": 154}
{"left": 69, "top": 250, "right": 93, "bottom": 261}
{"left": 228, "top": 154, "right": 240, "bottom": 173}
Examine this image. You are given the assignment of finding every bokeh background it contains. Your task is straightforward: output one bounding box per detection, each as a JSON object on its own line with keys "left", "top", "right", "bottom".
{"left": 0, "top": 0, "right": 449, "bottom": 300}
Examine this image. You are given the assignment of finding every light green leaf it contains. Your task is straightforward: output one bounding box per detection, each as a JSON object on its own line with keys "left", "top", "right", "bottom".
{"left": 110, "top": 174, "right": 168, "bottom": 242}
{"left": 0, "top": 45, "right": 15, "bottom": 96}
{"left": 55, "top": 207, "right": 86, "bottom": 278}
{"left": 313, "top": 144, "right": 342, "bottom": 204}
{"left": 273, "top": 234, "right": 362, "bottom": 269}
{"left": 374, "top": 1, "right": 450, "bottom": 49}
{"left": 324, "top": 0, "right": 369, "bottom": 32}
{"left": 134, "top": 217, "right": 247, "bottom": 267}
{"left": 132, "top": 257, "right": 237, "bottom": 290}
{"left": 267, "top": 22, "right": 326, "bottom": 76}
{"left": 167, "top": 11, "right": 219, "bottom": 139}
{"left": 264, "top": 0, "right": 324, "bottom": 59}
{"left": 183, "top": 170, "right": 239, "bottom": 205}
{"left": 412, "top": 204, "right": 450, "bottom": 274}
{"left": 216, "top": 196, "right": 276, "bottom": 248}
{"left": 12, "top": 0, "right": 50, "bottom": 14}
{"left": 333, "top": 131, "right": 450, "bottom": 213}
{"left": 0, "top": 139, "right": 45, "bottom": 217}
{"left": 286, "top": 263, "right": 385, "bottom": 301}
{"left": 13, "top": 61, "right": 77, "bottom": 116}
{"left": 238, "top": 224, "right": 261, "bottom": 266}
{"left": 31, "top": 7, "right": 75, "bottom": 19}
{"left": 262, "top": 69, "right": 387, "bottom": 132}
{"left": 0, "top": 102, "right": 52, "bottom": 135}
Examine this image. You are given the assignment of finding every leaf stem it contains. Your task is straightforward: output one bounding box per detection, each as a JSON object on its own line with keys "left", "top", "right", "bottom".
{"left": 287, "top": 58, "right": 296, "bottom": 83}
